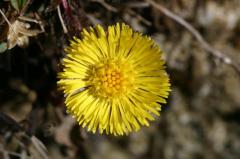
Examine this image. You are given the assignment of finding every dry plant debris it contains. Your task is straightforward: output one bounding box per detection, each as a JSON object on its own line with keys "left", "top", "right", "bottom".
{"left": 0, "top": 0, "right": 240, "bottom": 158}
{"left": 0, "top": 9, "right": 44, "bottom": 50}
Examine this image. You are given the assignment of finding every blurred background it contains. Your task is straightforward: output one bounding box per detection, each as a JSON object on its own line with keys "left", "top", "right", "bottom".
{"left": 0, "top": 0, "right": 240, "bottom": 159}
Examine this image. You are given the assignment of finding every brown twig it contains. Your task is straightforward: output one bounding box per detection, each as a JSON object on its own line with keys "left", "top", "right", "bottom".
{"left": 90, "top": 0, "right": 118, "bottom": 12}
{"left": 0, "top": 9, "right": 17, "bottom": 35}
{"left": 126, "top": 9, "right": 152, "bottom": 26}
{"left": 89, "top": 0, "right": 151, "bottom": 26}
{"left": 20, "top": 0, "right": 31, "bottom": 16}
{"left": 146, "top": 0, "right": 240, "bottom": 73}
{"left": 125, "top": 2, "right": 150, "bottom": 8}
{"left": 57, "top": 5, "right": 68, "bottom": 34}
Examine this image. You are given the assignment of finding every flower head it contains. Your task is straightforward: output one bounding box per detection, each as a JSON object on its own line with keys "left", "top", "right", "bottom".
{"left": 58, "top": 23, "right": 171, "bottom": 136}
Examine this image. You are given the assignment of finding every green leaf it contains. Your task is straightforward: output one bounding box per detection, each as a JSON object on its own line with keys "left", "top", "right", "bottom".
{"left": 0, "top": 43, "right": 7, "bottom": 53}
{"left": 19, "top": 0, "right": 26, "bottom": 8}
{"left": 10, "top": 0, "right": 19, "bottom": 11}
{"left": 10, "top": 0, "right": 26, "bottom": 11}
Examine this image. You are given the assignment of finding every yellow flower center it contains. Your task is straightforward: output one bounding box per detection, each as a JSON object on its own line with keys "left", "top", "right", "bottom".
{"left": 88, "top": 59, "right": 134, "bottom": 98}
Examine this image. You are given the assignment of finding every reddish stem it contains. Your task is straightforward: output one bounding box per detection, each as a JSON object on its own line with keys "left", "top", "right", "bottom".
{"left": 61, "top": 0, "right": 72, "bottom": 16}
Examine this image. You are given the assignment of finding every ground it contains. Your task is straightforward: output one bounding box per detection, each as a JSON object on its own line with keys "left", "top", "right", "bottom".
{"left": 0, "top": 0, "right": 240, "bottom": 159}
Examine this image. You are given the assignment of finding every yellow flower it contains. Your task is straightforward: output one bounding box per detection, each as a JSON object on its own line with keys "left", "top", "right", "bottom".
{"left": 58, "top": 23, "right": 171, "bottom": 136}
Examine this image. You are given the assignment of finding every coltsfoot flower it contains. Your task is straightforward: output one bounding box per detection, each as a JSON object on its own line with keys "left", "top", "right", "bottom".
{"left": 58, "top": 23, "right": 171, "bottom": 136}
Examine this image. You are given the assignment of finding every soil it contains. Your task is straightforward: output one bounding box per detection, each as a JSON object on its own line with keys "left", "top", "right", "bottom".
{"left": 0, "top": 0, "right": 240, "bottom": 159}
